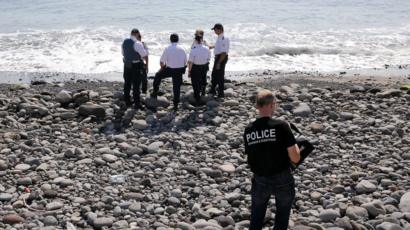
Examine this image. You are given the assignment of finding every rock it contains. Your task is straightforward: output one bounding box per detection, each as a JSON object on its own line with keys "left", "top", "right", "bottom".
{"left": 79, "top": 103, "right": 106, "bottom": 118}
{"left": 15, "top": 163, "right": 31, "bottom": 171}
{"left": 93, "top": 217, "right": 114, "bottom": 229}
{"left": 219, "top": 163, "right": 235, "bottom": 173}
{"left": 73, "top": 92, "right": 89, "bottom": 105}
{"left": 147, "top": 141, "right": 164, "bottom": 154}
{"left": 167, "top": 197, "right": 181, "bottom": 207}
{"left": 56, "top": 90, "right": 73, "bottom": 104}
{"left": 17, "top": 177, "right": 32, "bottom": 185}
{"left": 193, "top": 219, "right": 223, "bottom": 229}
{"left": 293, "top": 103, "right": 312, "bottom": 117}
{"left": 310, "top": 191, "right": 322, "bottom": 201}
{"left": 215, "top": 215, "right": 235, "bottom": 227}
{"left": 376, "top": 89, "right": 402, "bottom": 98}
{"left": 126, "top": 147, "right": 143, "bottom": 156}
{"left": 319, "top": 209, "right": 340, "bottom": 222}
{"left": 18, "top": 103, "right": 49, "bottom": 117}
{"left": 361, "top": 200, "right": 386, "bottom": 217}
{"left": 145, "top": 96, "right": 170, "bottom": 109}
{"left": 2, "top": 214, "right": 25, "bottom": 224}
{"left": 399, "top": 192, "right": 410, "bottom": 212}
{"left": 376, "top": 222, "right": 404, "bottom": 230}
{"left": 43, "top": 215, "right": 58, "bottom": 226}
{"left": 46, "top": 201, "right": 64, "bottom": 210}
{"left": 355, "top": 180, "right": 377, "bottom": 194}
{"left": 0, "top": 193, "right": 13, "bottom": 202}
{"left": 223, "top": 100, "right": 239, "bottom": 107}
{"left": 134, "top": 120, "right": 149, "bottom": 130}
{"left": 177, "top": 222, "right": 195, "bottom": 230}
{"left": 200, "top": 168, "right": 222, "bottom": 178}
{"left": 345, "top": 206, "right": 369, "bottom": 220}
{"left": 340, "top": 112, "right": 354, "bottom": 120}
{"left": 350, "top": 85, "right": 366, "bottom": 93}
{"left": 102, "top": 154, "right": 118, "bottom": 163}
{"left": 0, "top": 159, "right": 8, "bottom": 170}
{"left": 310, "top": 123, "right": 324, "bottom": 133}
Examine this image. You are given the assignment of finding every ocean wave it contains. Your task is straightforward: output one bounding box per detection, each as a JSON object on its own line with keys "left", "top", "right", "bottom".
{"left": 0, "top": 24, "right": 409, "bottom": 73}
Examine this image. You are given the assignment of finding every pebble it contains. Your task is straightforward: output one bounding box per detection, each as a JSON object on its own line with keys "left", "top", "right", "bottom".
{"left": 399, "top": 192, "right": 410, "bottom": 212}
{"left": 0, "top": 79, "right": 408, "bottom": 229}
{"left": 14, "top": 163, "right": 31, "bottom": 171}
{"left": 2, "top": 214, "right": 25, "bottom": 224}
{"left": 46, "top": 201, "right": 64, "bottom": 210}
{"left": 0, "top": 193, "right": 13, "bottom": 202}
{"left": 355, "top": 180, "right": 377, "bottom": 194}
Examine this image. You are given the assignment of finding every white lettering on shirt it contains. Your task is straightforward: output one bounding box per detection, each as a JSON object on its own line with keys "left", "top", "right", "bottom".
{"left": 246, "top": 129, "right": 276, "bottom": 145}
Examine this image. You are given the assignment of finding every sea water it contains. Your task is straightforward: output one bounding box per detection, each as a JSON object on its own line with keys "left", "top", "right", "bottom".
{"left": 0, "top": 0, "right": 409, "bottom": 77}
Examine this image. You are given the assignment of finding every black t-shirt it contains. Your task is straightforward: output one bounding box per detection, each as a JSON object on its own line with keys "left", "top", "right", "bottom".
{"left": 243, "top": 117, "right": 296, "bottom": 176}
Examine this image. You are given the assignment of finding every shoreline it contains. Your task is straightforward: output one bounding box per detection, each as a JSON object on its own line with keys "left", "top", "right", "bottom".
{"left": 1, "top": 66, "right": 410, "bottom": 86}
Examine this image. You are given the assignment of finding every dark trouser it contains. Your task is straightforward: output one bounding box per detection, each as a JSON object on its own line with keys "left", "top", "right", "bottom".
{"left": 211, "top": 55, "right": 228, "bottom": 97}
{"left": 250, "top": 169, "right": 295, "bottom": 230}
{"left": 123, "top": 62, "right": 143, "bottom": 105}
{"left": 141, "top": 64, "right": 148, "bottom": 94}
{"left": 153, "top": 67, "right": 184, "bottom": 105}
{"left": 191, "top": 64, "right": 209, "bottom": 102}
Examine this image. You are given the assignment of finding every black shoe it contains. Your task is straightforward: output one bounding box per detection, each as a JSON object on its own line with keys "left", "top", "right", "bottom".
{"left": 217, "top": 94, "right": 224, "bottom": 99}
{"left": 125, "top": 100, "right": 132, "bottom": 107}
{"left": 208, "top": 89, "right": 216, "bottom": 95}
{"left": 134, "top": 103, "right": 144, "bottom": 110}
{"left": 173, "top": 104, "right": 178, "bottom": 112}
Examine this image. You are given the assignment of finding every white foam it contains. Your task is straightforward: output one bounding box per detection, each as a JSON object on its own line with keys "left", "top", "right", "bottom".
{"left": 0, "top": 23, "right": 409, "bottom": 75}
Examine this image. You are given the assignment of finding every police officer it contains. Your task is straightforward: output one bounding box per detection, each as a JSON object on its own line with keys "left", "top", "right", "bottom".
{"left": 136, "top": 33, "right": 149, "bottom": 94}
{"left": 209, "top": 23, "right": 230, "bottom": 98}
{"left": 191, "top": 29, "right": 209, "bottom": 48}
{"left": 188, "top": 33, "right": 211, "bottom": 105}
{"left": 151, "top": 33, "right": 187, "bottom": 111}
{"left": 121, "top": 29, "right": 148, "bottom": 109}
{"left": 243, "top": 90, "right": 301, "bottom": 230}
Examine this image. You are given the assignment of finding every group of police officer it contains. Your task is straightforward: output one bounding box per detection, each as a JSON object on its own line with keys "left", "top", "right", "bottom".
{"left": 122, "top": 24, "right": 301, "bottom": 230}
{"left": 121, "top": 23, "right": 230, "bottom": 111}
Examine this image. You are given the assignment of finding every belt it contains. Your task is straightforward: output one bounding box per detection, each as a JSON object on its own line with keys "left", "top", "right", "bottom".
{"left": 192, "top": 63, "right": 208, "bottom": 67}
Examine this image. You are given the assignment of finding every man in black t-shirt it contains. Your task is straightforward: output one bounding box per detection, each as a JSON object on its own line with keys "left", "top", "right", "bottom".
{"left": 243, "top": 89, "right": 300, "bottom": 230}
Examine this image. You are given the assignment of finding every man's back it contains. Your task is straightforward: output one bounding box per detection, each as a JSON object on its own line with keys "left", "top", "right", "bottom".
{"left": 244, "top": 117, "right": 296, "bottom": 176}
{"left": 161, "top": 43, "right": 186, "bottom": 68}
{"left": 189, "top": 44, "right": 211, "bottom": 65}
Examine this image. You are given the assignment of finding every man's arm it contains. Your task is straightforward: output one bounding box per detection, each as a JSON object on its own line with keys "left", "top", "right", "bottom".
{"left": 281, "top": 122, "right": 300, "bottom": 164}
{"left": 287, "top": 144, "right": 300, "bottom": 164}
{"left": 187, "top": 61, "right": 193, "bottom": 77}
{"left": 160, "top": 49, "right": 167, "bottom": 69}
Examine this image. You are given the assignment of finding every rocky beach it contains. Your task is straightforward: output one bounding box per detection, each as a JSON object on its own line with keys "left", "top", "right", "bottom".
{"left": 0, "top": 74, "right": 409, "bottom": 230}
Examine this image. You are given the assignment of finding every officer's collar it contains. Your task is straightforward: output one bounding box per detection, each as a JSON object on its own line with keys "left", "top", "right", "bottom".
{"left": 130, "top": 35, "right": 138, "bottom": 41}
{"left": 171, "top": 42, "right": 178, "bottom": 46}
{"left": 218, "top": 33, "right": 224, "bottom": 38}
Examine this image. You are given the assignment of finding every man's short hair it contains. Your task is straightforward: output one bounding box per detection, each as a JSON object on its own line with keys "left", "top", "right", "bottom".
{"left": 256, "top": 89, "right": 276, "bottom": 107}
{"left": 131, "top": 28, "right": 140, "bottom": 34}
{"left": 170, "top": 33, "right": 179, "bottom": 43}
